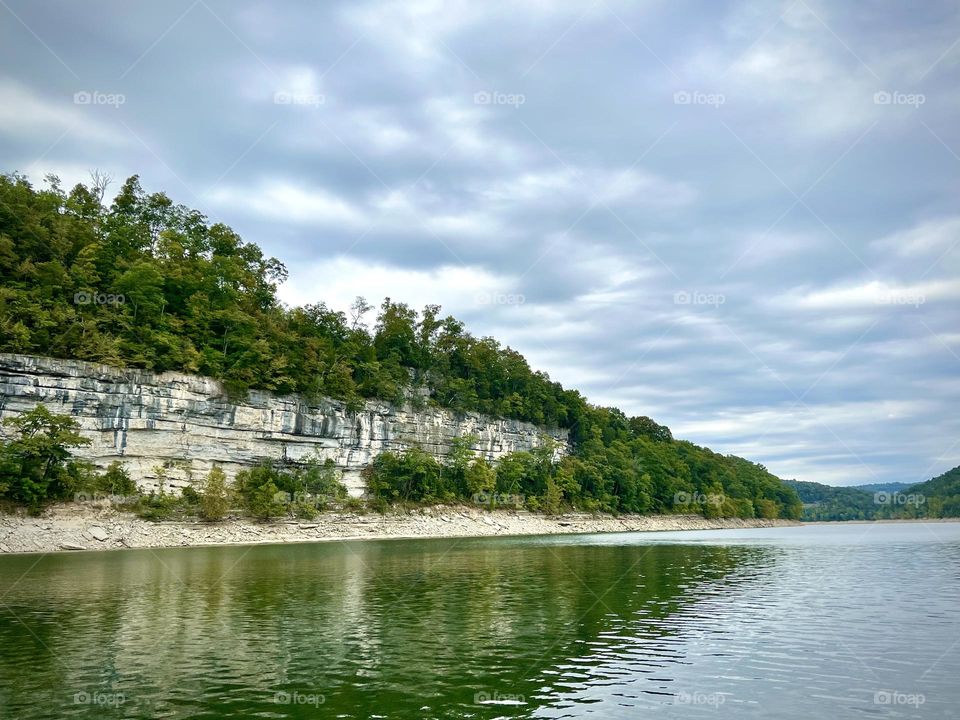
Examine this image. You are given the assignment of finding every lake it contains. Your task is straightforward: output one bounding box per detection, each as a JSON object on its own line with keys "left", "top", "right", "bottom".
{"left": 1, "top": 522, "right": 958, "bottom": 718}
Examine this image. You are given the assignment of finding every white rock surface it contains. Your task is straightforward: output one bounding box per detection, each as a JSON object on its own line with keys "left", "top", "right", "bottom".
{"left": 0, "top": 354, "right": 568, "bottom": 495}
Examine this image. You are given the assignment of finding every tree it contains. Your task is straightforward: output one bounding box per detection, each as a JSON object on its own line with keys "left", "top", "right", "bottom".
{"left": 235, "top": 464, "right": 288, "bottom": 519}
{"left": 444, "top": 434, "right": 478, "bottom": 495}
{"left": 542, "top": 476, "right": 563, "bottom": 515}
{"left": 365, "top": 448, "right": 445, "bottom": 503}
{"left": 0, "top": 405, "right": 91, "bottom": 507}
{"left": 200, "top": 466, "right": 231, "bottom": 520}
{"left": 245, "top": 480, "right": 285, "bottom": 520}
{"left": 464, "top": 458, "right": 496, "bottom": 500}
{"left": 97, "top": 461, "right": 137, "bottom": 496}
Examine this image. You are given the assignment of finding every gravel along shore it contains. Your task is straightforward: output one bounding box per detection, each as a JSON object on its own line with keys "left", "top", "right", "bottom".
{"left": 0, "top": 504, "right": 800, "bottom": 555}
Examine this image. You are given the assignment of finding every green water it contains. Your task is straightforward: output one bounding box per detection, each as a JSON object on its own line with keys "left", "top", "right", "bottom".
{"left": 1, "top": 523, "right": 958, "bottom": 718}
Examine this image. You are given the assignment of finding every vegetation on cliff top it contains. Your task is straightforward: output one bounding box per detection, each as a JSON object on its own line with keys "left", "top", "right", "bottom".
{"left": 0, "top": 172, "right": 802, "bottom": 519}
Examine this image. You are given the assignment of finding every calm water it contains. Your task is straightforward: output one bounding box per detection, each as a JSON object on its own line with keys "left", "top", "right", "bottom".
{"left": 1, "top": 523, "right": 958, "bottom": 719}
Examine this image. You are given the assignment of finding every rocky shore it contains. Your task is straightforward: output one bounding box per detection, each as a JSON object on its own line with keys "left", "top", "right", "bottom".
{"left": 0, "top": 504, "right": 799, "bottom": 555}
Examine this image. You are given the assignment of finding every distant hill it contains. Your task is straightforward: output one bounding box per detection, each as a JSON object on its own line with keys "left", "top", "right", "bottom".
{"left": 786, "top": 480, "right": 876, "bottom": 521}
{"left": 851, "top": 482, "right": 911, "bottom": 493}
{"left": 787, "top": 466, "right": 960, "bottom": 521}
{"left": 905, "top": 465, "right": 960, "bottom": 518}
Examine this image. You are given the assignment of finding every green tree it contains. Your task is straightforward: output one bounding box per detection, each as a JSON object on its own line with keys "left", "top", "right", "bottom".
{"left": 444, "top": 434, "right": 478, "bottom": 495}
{"left": 245, "top": 480, "right": 286, "bottom": 520}
{"left": 200, "top": 466, "right": 231, "bottom": 520}
{"left": 542, "top": 476, "right": 563, "bottom": 515}
{"left": 96, "top": 461, "right": 137, "bottom": 496}
{"left": 0, "top": 405, "right": 91, "bottom": 507}
{"left": 464, "top": 457, "right": 496, "bottom": 500}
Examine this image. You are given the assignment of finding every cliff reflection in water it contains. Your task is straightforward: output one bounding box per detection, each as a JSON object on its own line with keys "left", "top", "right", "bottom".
{"left": 0, "top": 537, "right": 772, "bottom": 719}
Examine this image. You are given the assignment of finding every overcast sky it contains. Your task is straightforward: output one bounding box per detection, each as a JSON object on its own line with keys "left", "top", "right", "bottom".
{"left": 2, "top": 0, "right": 958, "bottom": 486}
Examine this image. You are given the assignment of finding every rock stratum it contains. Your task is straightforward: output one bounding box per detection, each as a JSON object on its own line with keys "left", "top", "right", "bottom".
{"left": 0, "top": 354, "right": 568, "bottom": 495}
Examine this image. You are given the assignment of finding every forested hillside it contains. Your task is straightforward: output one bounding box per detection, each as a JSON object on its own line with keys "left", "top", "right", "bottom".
{"left": 787, "top": 469, "right": 960, "bottom": 521}
{"left": 786, "top": 480, "right": 879, "bottom": 520}
{"left": 851, "top": 482, "right": 910, "bottom": 494}
{"left": 906, "top": 466, "right": 960, "bottom": 518}
{"left": 0, "top": 173, "right": 801, "bottom": 518}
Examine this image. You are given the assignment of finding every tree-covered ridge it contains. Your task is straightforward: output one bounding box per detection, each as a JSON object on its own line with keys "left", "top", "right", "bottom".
{"left": 850, "top": 482, "right": 911, "bottom": 494}
{"left": 906, "top": 465, "right": 960, "bottom": 518}
{"left": 0, "top": 172, "right": 581, "bottom": 425}
{"left": 786, "top": 470, "right": 960, "bottom": 521}
{"left": 786, "top": 480, "right": 880, "bottom": 521}
{"left": 0, "top": 172, "right": 802, "bottom": 519}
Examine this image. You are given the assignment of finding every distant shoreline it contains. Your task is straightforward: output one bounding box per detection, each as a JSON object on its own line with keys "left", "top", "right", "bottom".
{"left": 0, "top": 505, "right": 800, "bottom": 555}
{"left": 803, "top": 518, "right": 960, "bottom": 525}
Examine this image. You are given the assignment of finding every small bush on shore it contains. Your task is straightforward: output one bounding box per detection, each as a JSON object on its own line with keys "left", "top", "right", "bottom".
{"left": 333, "top": 496, "right": 369, "bottom": 515}
{"left": 133, "top": 490, "right": 179, "bottom": 521}
{"left": 96, "top": 461, "right": 137, "bottom": 497}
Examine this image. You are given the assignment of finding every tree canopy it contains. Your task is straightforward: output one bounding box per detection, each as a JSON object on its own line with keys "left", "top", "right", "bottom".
{"left": 0, "top": 172, "right": 805, "bottom": 519}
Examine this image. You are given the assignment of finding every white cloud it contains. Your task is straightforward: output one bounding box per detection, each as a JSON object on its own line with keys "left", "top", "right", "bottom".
{"left": 731, "top": 230, "right": 824, "bottom": 268}
{"left": 208, "top": 179, "right": 365, "bottom": 227}
{"left": 480, "top": 166, "right": 696, "bottom": 208}
{"left": 786, "top": 279, "right": 959, "bottom": 310}
{"left": 277, "top": 256, "right": 513, "bottom": 313}
{"left": 878, "top": 216, "right": 960, "bottom": 258}
{"left": 0, "top": 78, "right": 127, "bottom": 146}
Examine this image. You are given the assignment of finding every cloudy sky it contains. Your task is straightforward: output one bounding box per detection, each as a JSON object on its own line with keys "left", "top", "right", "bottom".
{"left": 2, "top": 0, "right": 958, "bottom": 486}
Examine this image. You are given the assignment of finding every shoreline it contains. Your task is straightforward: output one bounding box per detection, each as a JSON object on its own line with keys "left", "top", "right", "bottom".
{"left": 803, "top": 518, "right": 960, "bottom": 525}
{"left": 0, "top": 504, "right": 800, "bottom": 555}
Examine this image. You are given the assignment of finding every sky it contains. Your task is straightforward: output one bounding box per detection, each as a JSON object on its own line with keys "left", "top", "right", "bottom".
{"left": 1, "top": 0, "right": 958, "bottom": 487}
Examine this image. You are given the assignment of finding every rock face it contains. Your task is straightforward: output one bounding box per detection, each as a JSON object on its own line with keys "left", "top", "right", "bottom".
{"left": 0, "top": 354, "right": 568, "bottom": 495}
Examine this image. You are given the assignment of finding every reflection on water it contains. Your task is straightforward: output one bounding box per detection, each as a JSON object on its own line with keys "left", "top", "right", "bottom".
{"left": 1, "top": 523, "right": 958, "bottom": 719}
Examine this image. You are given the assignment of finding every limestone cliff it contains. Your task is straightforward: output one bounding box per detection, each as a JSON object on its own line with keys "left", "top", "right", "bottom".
{"left": 0, "top": 354, "right": 568, "bottom": 495}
